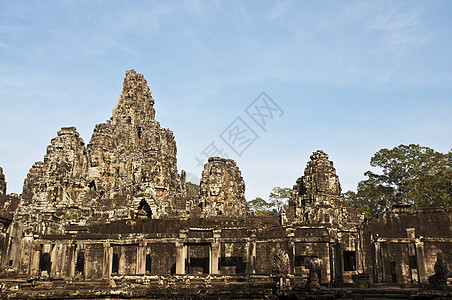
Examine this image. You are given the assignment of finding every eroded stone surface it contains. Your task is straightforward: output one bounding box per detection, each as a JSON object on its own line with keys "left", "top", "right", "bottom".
{"left": 429, "top": 251, "right": 449, "bottom": 288}
{"left": 86, "top": 69, "right": 185, "bottom": 220}
{"left": 16, "top": 70, "right": 186, "bottom": 234}
{"left": 291, "top": 150, "right": 344, "bottom": 225}
{"left": 0, "top": 167, "right": 5, "bottom": 196}
{"left": 198, "top": 157, "right": 246, "bottom": 217}
{"left": 0, "top": 169, "right": 19, "bottom": 220}
{"left": 19, "top": 127, "right": 88, "bottom": 233}
{"left": 294, "top": 150, "right": 341, "bottom": 203}
{"left": 0, "top": 70, "right": 450, "bottom": 297}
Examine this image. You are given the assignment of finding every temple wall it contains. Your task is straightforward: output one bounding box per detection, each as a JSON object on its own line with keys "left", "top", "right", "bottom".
{"left": 363, "top": 207, "right": 452, "bottom": 285}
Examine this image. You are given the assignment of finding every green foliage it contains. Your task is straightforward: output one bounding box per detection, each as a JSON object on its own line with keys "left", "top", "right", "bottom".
{"left": 248, "top": 197, "right": 273, "bottom": 216}
{"left": 344, "top": 144, "right": 452, "bottom": 216}
{"left": 269, "top": 186, "right": 292, "bottom": 213}
{"left": 186, "top": 181, "right": 199, "bottom": 199}
{"left": 64, "top": 212, "right": 72, "bottom": 220}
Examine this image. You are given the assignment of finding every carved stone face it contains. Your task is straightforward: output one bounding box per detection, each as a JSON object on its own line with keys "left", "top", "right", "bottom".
{"left": 210, "top": 165, "right": 223, "bottom": 175}
{"left": 209, "top": 185, "right": 221, "bottom": 196}
{"left": 314, "top": 173, "right": 329, "bottom": 193}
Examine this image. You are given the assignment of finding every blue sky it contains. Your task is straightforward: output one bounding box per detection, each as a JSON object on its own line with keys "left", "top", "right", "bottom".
{"left": 1, "top": 1, "right": 451, "bottom": 202}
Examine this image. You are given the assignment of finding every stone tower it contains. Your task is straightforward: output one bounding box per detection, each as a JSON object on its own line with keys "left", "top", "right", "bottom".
{"left": 86, "top": 69, "right": 185, "bottom": 219}
{"left": 198, "top": 157, "right": 247, "bottom": 217}
{"left": 291, "top": 150, "right": 342, "bottom": 225}
{"left": 17, "top": 70, "right": 186, "bottom": 234}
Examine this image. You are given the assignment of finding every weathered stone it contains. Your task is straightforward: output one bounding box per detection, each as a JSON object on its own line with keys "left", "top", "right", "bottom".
{"left": 16, "top": 70, "right": 187, "bottom": 235}
{"left": 293, "top": 150, "right": 341, "bottom": 204}
{"left": 0, "top": 70, "right": 451, "bottom": 299}
{"left": 197, "top": 157, "right": 246, "bottom": 217}
{"left": 291, "top": 150, "right": 344, "bottom": 225}
{"left": 273, "top": 248, "right": 290, "bottom": 276}
{"left": 428, "top": 251, "right": 449, "bottom": 289}
{"left": 86, "top": 69, "right": 185, "bottom": 219}
{"left": 18, "top": 127, "right": 88, "bottom": 233}
{"left": 305, "top": 257, "right": 322, "bottom": 290}
{"left": 0, "top": 167, "right": 6, "bottom": 195}
{"left": 0, "top": 169, "right": 20, "bottom": 220}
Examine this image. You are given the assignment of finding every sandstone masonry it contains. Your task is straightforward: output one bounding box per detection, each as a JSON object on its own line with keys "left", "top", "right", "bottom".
{"left": 0, "top": 70, "right": 450, "bottom": 298}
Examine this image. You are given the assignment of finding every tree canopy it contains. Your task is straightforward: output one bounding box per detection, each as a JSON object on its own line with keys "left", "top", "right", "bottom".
{"left": 247, "top": 186, "right": 292, "bottom": 216}
{"left": 186, "top": 181, "right": 199, "bottom": 199}
{"left": 269, "top": 187, "right": 292, "bottom": 213}
{"left": 344, "top": 144, "right": 452, "bottom": 216}
{"left": 248, "top": 197, "right": 272, "bottom": 216}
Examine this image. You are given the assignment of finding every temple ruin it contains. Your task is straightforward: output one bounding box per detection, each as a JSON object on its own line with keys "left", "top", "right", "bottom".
{"left": 0, "top": 70, "right": 450, "bottom": 298}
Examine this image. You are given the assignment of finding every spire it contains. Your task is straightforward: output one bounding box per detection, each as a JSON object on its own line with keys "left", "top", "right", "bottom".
{"left": 290, "top": 150, "right": 343, "bottom": 224}
{"left": 302, "top": 150, "right": 341, "bottom": 197}
{"left": 112, "top": 69, "right": 156, "bottom": 124}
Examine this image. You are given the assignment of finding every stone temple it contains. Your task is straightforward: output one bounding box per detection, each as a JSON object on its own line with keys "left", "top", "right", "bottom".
{"left": 0, "top": 70, "right": 450, "bottom": 298}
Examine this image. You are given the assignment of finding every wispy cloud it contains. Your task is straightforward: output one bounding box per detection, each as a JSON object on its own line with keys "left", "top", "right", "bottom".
{"left": 366, "top": 6, "right": 430, "bottom": 56}
{"left": 268, "top": 0, "right": 293, "bottom": 20}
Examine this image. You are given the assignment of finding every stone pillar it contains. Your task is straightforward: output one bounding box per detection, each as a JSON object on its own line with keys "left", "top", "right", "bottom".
{"left": 52, "top": 244, "right": 66, "bottom": 279}
{"left": 381, "top": 242, "right": 392, "bottom": 283}
{"left": 136, "top": 243, "right": 146, "bottom": 275}
{"left": 329, "top": 242, "right": 336, "bottom": 283}
{"left": 17, "top": 236, "right": 33, "bottom": 275}
{"left": 30, "top": 244, "right": 41, "bottom": 277}
{"left": 50, "top": 244, "right": 58, "bottom": 277}
{"left": 102, "top": 243, "right": 111, "bottom": 279}
{"left": 334, "top": 243, "right": 343, "bottom": 284}
{"left": 175, "top": 242, "right": 186, "bottom": 275}
{"left": 210, "top": 243, "right": 220, "bottom": 274}
{"left": 67, "top": 244, "right": 76, "bottom": 279}
{"left": 246, "top": 238, "right": 256, "bottom": 274}
{"left": 288, "top": 241, "right": 295, "bottom": 275}
{"left": 118, "top": 246, "right": 126, "bottom": 274}
{"left": 415, "top": 240, "right": 427, "bottom": 284}
{"left": 59, "top": 244, "right": 67, "bottom": 279}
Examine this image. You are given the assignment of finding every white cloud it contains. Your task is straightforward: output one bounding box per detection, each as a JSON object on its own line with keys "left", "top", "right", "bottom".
{"left": 366, "top": 6, "right": 431, "bottom": 56}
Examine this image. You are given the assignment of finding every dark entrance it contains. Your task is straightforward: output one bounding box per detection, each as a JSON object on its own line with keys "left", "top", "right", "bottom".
{"left": 75, "top": 251, "right": 85, "bottom": 274}
{"left": 39, "top": 252, "right": 51, "bottom": 274}
{"left": 145, "top": 253, "right": 152, "bottom": 274}
{"left": 136, "top": 199, "right": 152, "bottom": 219}
{"left": 187, "top": 244, "right": 210, "bottom": 274}
{"left": 343, "top": 251, "right": 356, "bottom": 271}
{"left": 112, "top": 252, "right": 119, "bottom": 274}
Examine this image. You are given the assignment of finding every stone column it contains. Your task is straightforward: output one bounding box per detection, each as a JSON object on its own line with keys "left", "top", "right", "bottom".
{"left": 381, "top": 242, "right": 392, "bottom": 283}
{"left": 175, "top": 242, "right": 186, "bottom": 275}
{"left": 288, "top": 241, "right": 295, "bottom": 275}
{"left": 18, "top": 236, "right": 33, "bottom": 275}
{"left": 59, "top": 244, "right": 67, "bottom": 279}
{"left": 30, "top": 244, "right": 41, "bottom": 277}
{"left": 102, "top": 243, "right": 111, "bottom": 279}
{"left": 210, "top": 242, "right": 220, "bottom": 274}
{"left": 334, "top": 243, "right": 343, "bottom": 284}
{"left": 415, "top": 240, "right": 427, "bottom": 284}
{"left": 329, "top": 242, "right": 336, "bottom": 283}
{"left": 136, "top": 242, "right": 146, "bottom": 275}
{"left": 50, "top": 244, "right": 58, "bottom": 278}
{"left": 119, "top": 246, "right": 126, "bottom": 275}
{"left": 246, "top": 239, "right": 256, "bottom": 274}
{"left": 372, "top": 242, "right": 381, "bottom": 283}
{"left": 67, "top": 243, "right": 76, "bottom": 279}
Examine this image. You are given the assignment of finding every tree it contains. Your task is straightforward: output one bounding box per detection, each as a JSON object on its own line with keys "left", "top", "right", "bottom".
{"left": 269, "top": 187, "right": 292, "bottom": 213}
{"left": 344, "top": 144, "right": 452, "bottom": 216}
{"left": 186, "top": 182, "right": 199, "bottom": 199}
{"left": 248, "top": 197, "right": 272, "bottom": 216}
